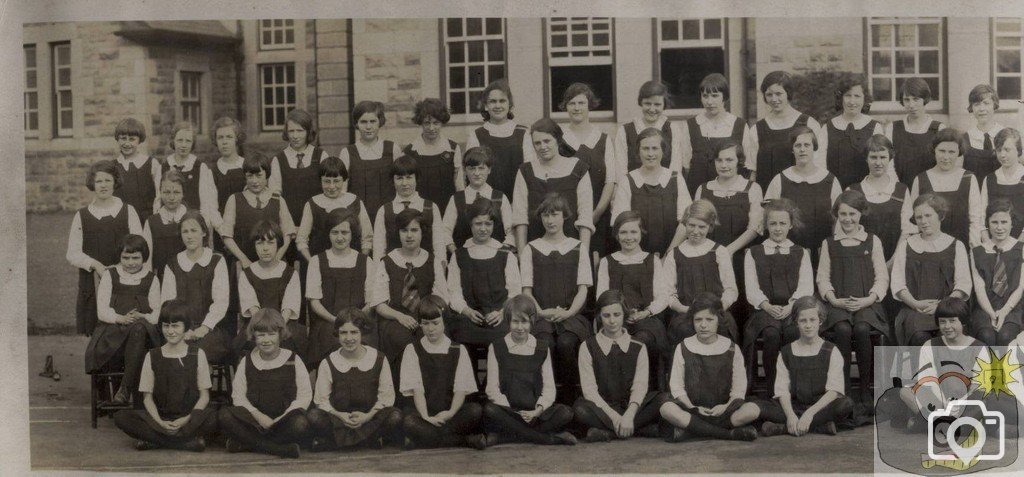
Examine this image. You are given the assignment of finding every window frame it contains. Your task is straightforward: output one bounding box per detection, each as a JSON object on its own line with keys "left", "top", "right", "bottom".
{"left": 864, "top": 17, "right": 946, "bottom": 113}
{"left": 178, "top": 71, "right": 204, "bottom": 133}
{"left": 440, "top": 18, "right": 508, "bottom": 125}
{"left": 24, "top": 44, "right": 39, "bottom": 137}
{"left": 259, "top": 19, "right": 296, "bottom": 51}
{"left": 258, "top": 62, "right": 298, "bottom": 132}
{"left": 992, "top": 17, "right": 1024, "bottom": 106}
{"left": 51, "top": 41, "right": 73, "bottom": 138}
{"left": 545, "top": 17, "right": 615, "bottom": 121}
{"left": 654, "top": 18, "right": 729, "bottom": 117}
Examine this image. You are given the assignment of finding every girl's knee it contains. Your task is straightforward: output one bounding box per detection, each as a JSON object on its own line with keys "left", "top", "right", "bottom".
{"left": 832, "top": 322, "right": 852, "bottom": 339}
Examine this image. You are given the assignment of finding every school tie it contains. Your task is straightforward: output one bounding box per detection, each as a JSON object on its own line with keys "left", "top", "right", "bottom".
{"left": 296, "top": 152, "right": 305, "bottom": 168}
{"left": 401, "top": 201, "right": 411, "bottom": 210}
{"left": 984, "top": 133, "right": 993, "bottom": 152}
{"left": 256, "top": 196, "right": 263, "bottom": 209}
{"left": 992, "top": 246, "right": 1009, "bottom": 298}
{"left": 774, "top": 245, "right": 782, "bottom": 254}
{"left": 400, "top": 262, "right": 419, "bottom": 311}
{"left": 845, "top": 122, "right": 855, "bottom": 135}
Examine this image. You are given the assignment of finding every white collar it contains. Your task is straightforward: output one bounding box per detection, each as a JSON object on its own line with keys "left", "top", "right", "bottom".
{"left": 906, "top": 233, "right": 956, "bottom": 253}
{"left": 982, "top": 238, "right": 1018, "bottom": 253}
{"left": 682, "top": 334, "right": 733, "bottom": 354}
{"left": 328, "top": 346, "right": 380, "bottom": 372}
{"left": 968, "top": 123, "right": 1005, "bottom": 138}
{"left": 176, "top": 247, "right": 214, "bottom": 269}
{"left": 994, "top": 166, "right": 1024, "bottom": 183}
{"left": 117, "top": 153, "right": 150, "bottom": 168}
{"left": 312, "top": 192, "right": 358, "bottom": 208}
{"left": 504, "top": 333, "right": 537, "bottom": 351}
{"left": 830, "top": 114, "right": 874, "bottom": 130}
{"left": 628, "top": 167, "right": 673, "bottom": 187}
{"left": 763, "top": 239, "right": 796, "bottom": 254}
{"left": 834, "top": 225, "right": 869, "bottom": 242}
{"left": 419, "top": 335, "right": 454, "bottom": 353}
{"left": 392, "top": 193, "right": 425, "bottom": 208}
{"left": 463, "top": 184, "right": 495, "bottom": 201}
{"left": 386, "top": 248, "right": 430, "bottom": 267}
{"left": 781, "top": 166, "right": 830, "bottom": 184}
{"left": 595, "top": 330, "right": 633, "bottom": 354}
{"left": 560, "top": 125, "right": 602, "bottom": 150}
{"left": 677, "top": 239, "right": 716, "bottom": 256}
{"left": 165, "top": 154, "right": 197, "bottom": 171}
{"left": 87, "top": 197, "right": 126, "bottom": 219}
{"left": 355, "top": 138, "right": 385, "bottom": 157}
{"left": 859, "top": 177, "right": 897, "bottom": 196}
{"left": 156, "top": 205, "right": 187, "bottom": 222}
{"left": 112, "top": 264, "right": 150, "bottom": 284}
{"left": 695, "top": 111, "right": 737, "bottom": 127}
{"left": 463, "top": 238, "right": 503, "bottom": 250}
{"left": 704, "top": 176, "right": 749, "bottom": 193}
{"left": 528, "top": 236, "right": 581, "bottom": 256}
{"left": 248, "top": 349, "right": 293, "bottom": 370}
{"left": 247, "top": 260, "right": 288, "bottom": 279}
{"left": 610, "top": 250, "right": 650, "bottom": 264}
{"left": 482, "top": 120, "right": 518, "bottom": 137}
{"left": 409, "top": 135, "right": 455, "bottom": 152}
{"left": 216, "top": 156, "right": 244, "bottom": 174}
{"left": 632, "top": 116, "right": 667, "bottom": 132}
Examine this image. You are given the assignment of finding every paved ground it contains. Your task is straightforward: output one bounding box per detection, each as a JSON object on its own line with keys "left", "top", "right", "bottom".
{"left": 27, "top": 213, "right": 78, "bottom": 334}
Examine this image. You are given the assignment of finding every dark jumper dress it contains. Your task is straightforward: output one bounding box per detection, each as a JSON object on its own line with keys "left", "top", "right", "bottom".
{"left": 76, "top": 204, "right": 132, "bottom": 335}
{"left": 166, "top": 252, "right": 231, "bottom": 364}
{"left": 346, "top": 141, "right": 396, "bottom": 218}
{"left": 323, "top": 350, "right": 396, "bottom": 447}
{"left": 676, "top": 341, "right": 745, "bottom": 428}
{"left": 521, "top": 160, "right": 589, "bottom": 242}
{"left": 668, "top": 245, "right": 739, "bottom": 343}
{"left": 475, "top": 125, "right": 527, "bottom": 198}
{"left": 403, "top": 140, "right": 458, "bottom": 208}
{"left": 575, "top": 132, "right": 613, "bottom": 256}
{"left": 969, "top": 242, "right": 1024, "bottom": 334}
{"left": 753, "top": 114, "right": 809, "bottom": 192}
{"left": 821, "top": 236, "right": 887, "bottom": 335}
{"left": 114, "top": 156, "right": 157, "bottom": 218}
{"left": 161, "top": 159, "right": 203, "bottom": 211}
{"left": 891, "top": 120, "right": 940, "bottom": 186}
{"left": 623, "top": 120, "right": 673, "bottom": 172}
{"left": 451, "top": 189, "right": 507, "bottom": 247}
{"left": 848, "top": 181, "right": 907, "bottom": 261}
{"left": 685, "top": 116, "right": 747, "bottom": 194}
{"left": 446, "top": 249, "right": 511, "bottom": 345}
{"left": 916, "top": 171, "right": 974, "bottom": 247}
{"left": 84, "top": 268, "right": 160, "bottom": 373}
{"left": 628, "top": 170, "right": 681, "bottom": 255}
{"left": 982, "top": 172, "right": 1024, "bottom": 238}
{"left": 743, "top": 244, "right": 805, "bottom": 351}
{"left": 778, "top": 171, "right": 836, "bottom": 265}
{"left": 529, "top": 242, "right": 592, "bottom": 341}
{"left": 306, "top": 252, "right": 369, "bottom": 369}
{"left": 894, "top": 241, "right": 958, "bottom": 345}
{"left": 605, "top": 253, "right": 669, "bottom": 352}
{"left": 825, "top": 119, "right": 879, "bottom": 189}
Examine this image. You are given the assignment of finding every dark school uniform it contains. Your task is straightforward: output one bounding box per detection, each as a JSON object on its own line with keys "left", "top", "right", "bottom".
{"left": 751, "top": 113, "right": 810, "bottom": 191}
{"left": 573, "top": 332, "right": 663, "bottom": 433}
{"left": 143, "top": 207, "right": 187, "bottom": 281}
{"left": 403, "top": 139, "right": 459, "bottom": 208}
{"left": 344, "top": 140, "right": 397, "bottom": 218}
{"left": 597, "top": 251, "right": 669, "bottom": 354}
{"left": 521, "top": 238, "right": 593, "bottom": 344}
{"left": 445, "top": 187, "right": 510, "bottom": 248}
{"left": 225, "top": 191, "right": 291, "bottom": 263}
{"left": 566, "top": 127, "right": 615, "bottom": 256}
{"left": 849, "top": 180, "right": 909, "bottom": 261}
{"left": 962, "top": 127, "right": 1002, "bottom": 181}
{"left": 824, "top": 117, "right": 881, "bottom": 189}
{"left": 272, "top": 145, "right": 326, "bottom": 228}
{"left": 759, "top": 339, "right": 854, "bottom": 425}
{"left": 514, "top": 158, "right": 593, "bottom": 242}
{"left": 765, "top": 167, "right": 842, "bottom": 265}
{"left": 234, "top": 263, "right": 307, "bottom": 358}
{"left": 305, "top": 250, "right": 374, "bottom": 369}
{"left": 446, "top": 241, "right": 520, "bottom": 346}
{"left": 113, "top": 345, "right": 218, "bottom": 445}
{"left": 114, "top": 155, "right": 160, "bottom": 219}
{"left": 621, "top": 119, "right": 674, "bottom": 172}
{"left": 913, "top": 170, "right": 977, "bottom": 247}
{"left": 210, "top": 159, "right": 246, "bottom": 269}
{"left": 373, "top": 249, "right": 447, "bottom": 364}
{"left": 891, "top": 234, "right": 971, "bottom": 345}
{"left": 471, "top": 124, "right": 529, "bottom": 198}
{"left": 667, "top": 336, "right": 748, "bottom": 429}
{"left": 982, "top": 170, "right": 1024, "bottom": 238}
{"left": 611, "top": 168, "right": 691, "bottom": 256}
{"left": 373, "top": 194, "right": 445, "bottom": 258}
{"left": 308, "top": 347, "right": 401, "bottom": 448}
{"left": 161, "top": 154, "right": 211, "bottom": 213}
{"left": 817, "top": 232, "right": 888, "bottom": 335}
{"left": 300, "top": 193, "right": 372, "bottom": 258}
{"left": 663, "top": 242, "right": 740, "bottom": 344}
{"left": 698, "top": 179, "right": 763, "bottom": 249}
{"left": 684, "top": 114, "right": 747, "bottom": 194}
{"left": 162, "top": 249, "right": 231, "bottom": 364}
{"left": 970, "top": 241, "right": 1024, "bottom": 337}
{"left": 219, "top": 350, "right": 312, "bottom": 450}
{"left": 399, "top": 336, "right": 483, "bottom": 447}
{"left": 890, "top": 119, "right": 941, "bottom": 185}
{"left": 68, "top": 199, "right": 141, "bottom": 335}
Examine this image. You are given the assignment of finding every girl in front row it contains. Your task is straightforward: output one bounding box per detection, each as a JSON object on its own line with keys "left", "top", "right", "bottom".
{"left": 476, "top": 295, "right": 578, "bottom": 449}
{"left": 307, "top": 308, "right": 403, "bottom": 451}
{"left": 660, "top": 293, "right": 760, "bottom": 442}
{"left": 758, "top": 296, "right": 854, "bottom": 437}
{"left": 743, "top": 198, "right": 814, "bottom": 395}
{"left": 574, "top": 290, "right": 664, "bottom": 442}
{"left": 970, "top": 199, "right": 1024, "bottom": 346}
{"left": 219, "top": 309, "right": 310, "bottom": 459}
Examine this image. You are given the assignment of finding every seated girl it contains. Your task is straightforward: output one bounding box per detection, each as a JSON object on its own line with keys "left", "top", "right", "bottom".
{"left": 970, "top": 199, "right": 1024, "bottom": 346}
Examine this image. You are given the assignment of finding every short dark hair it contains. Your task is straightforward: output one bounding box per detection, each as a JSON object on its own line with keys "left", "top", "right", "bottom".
{"left": 326, "top": 207, "right": 360, "bottom": 241}
{"left": 353, "top": 100, "right": 387, "bottom": 127}
{"left": 467, "top": 197, "right": 500, "bottom": 223}
{"left": 334, "top": 306, "right": 375, "bottom": 334}
{"left": 931, "top": 127, "right": 966, "bottom": 156}
{"left": 530, "top": 117, "right": 575, "bottom": 157}
{"left": 686, "top": 292, "right": 725, "bottom": 326}
{"left": 534, "top": 192, "right": 574, "bottom": 223}
{"left": 210, "top": 117, "right": 246, "bottom": 148}
{"left": 242, "top": 153, "right": 273, "bottom": 178}
{"left": 169, "top": 121, "right": 197, "bottom": 152}
{"left": 612, "top": 210, "right": 645, "bottom": 237}
{"left": 760, "top": 70, "right": 797, "bottom": 101}
{"left": 86, "top": 160, "right": 122, "bottom": 191}
{"left": 792, "top": 295, "right": 825, "bottom": 320}
{"left": 698, "top": 73, "right": 730, "bottom": 101}
{"left": 637, "top": 80, "right": 671, "bottom": 107}
{"left": 712, "top": 139, "right": 745, "bottom": 169}
{"left": 934, "top": 296, "right": 969, "bottom": 326}
{"left": 249, "top": 219, "right": 284, "bottom": 248}
{"left": 479, "top": 79, "right": 515, "bottom": 121}
{"left": 463, "top": 146, "right": 494, "bottom": 168}
{"left": 636, "top": 127, "right": 669, "bottom": 157}
{"left": 247, "top": 308, "right": 291, "bottom": 341}
{"left": 412, "top": 98, "right": 451, "bottom": 125}
{"left": 967, "top": 84, "right": 999, "bottom": 112}
{"left": 114, "top": 117, "right": 147, "bottom": 143}
{"left": 119, "top": 234, "right": 151, "bottom": 262}
{"left": 789, "top": 125, "right": 818, "bottom": 151}
{"left": 395, "top": 207, "right": 424, "bottom": 232}
{"left": 986, "top": 197, "right": 1014, "bottom": 225}
{"left": 899, "top": 77, "right": 933, "bottom": 105}
{"left": 994, "top": 127, "right": 1023, "bottom": 156}
{"left": 414, "top": 294, "right": 448, "bottom": 323}
{"left": 158, "top": 299, "right": 190, "bottom": 327}
{"left": 912, "top": 193, "right": 950, "bottom": 224}
{"left": 282, "top": 109, "right": 317, "bottom": 144}
{"left": 865, "top": 134, "right": 895, "bottom": 159}
{"left": 559, "top": 82, "right": 601, "bottom": 111}
{"left": 763, "top": 197, "right": 804, "bottom": 232}
{"left": 502, "top": 294, "right": 538, "bottom": 326}
{"left": 179, "top": 209, "right": 210, "bottom": 239}
{"left": 595, "top": 289, "right": 627, "bottom": 314}
{"left": 390, "top": 155, "right": 418, "bottom": 178}
{"left": 832, "top": 189, "right": 869, "bottom": 218}
{"left": 319, "top": 156, "right": 349, "bottom": 180}
{"left": 834, "top": 74, "right": 872, "bottom": 114}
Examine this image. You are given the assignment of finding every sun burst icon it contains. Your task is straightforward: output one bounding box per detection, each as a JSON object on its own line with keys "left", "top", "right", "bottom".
{"left": 973, "top": 348, "right": 1021, "bottom": 398}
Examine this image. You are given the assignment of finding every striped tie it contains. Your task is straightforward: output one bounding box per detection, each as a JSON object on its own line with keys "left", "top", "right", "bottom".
{"left": 992, "top": 246, "right": 1009, "bottom": 298}
{"left": 400, "top": 263, "right": 420, "bottom": 311}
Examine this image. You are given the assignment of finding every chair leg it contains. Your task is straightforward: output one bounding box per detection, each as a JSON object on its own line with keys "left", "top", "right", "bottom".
{"left": 90, "top": 374, "right": 98, "bottom": 429}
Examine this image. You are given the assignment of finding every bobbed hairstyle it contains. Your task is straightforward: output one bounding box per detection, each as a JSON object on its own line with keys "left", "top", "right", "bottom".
{"left": 414, "top": 294, "right": 448, "bottom": 323}
{"left": 911, "top": 193, "right": 950, "bottom": 224}
{"left": 899, "top": 77, "right": 933, "bottom": 105}
{"left": 712, "top": 139, "right": 745, "bottom": 168}
{"left": 319, "top": 156, "right": 349, "bottom": 180}
{"left": 763, "top": 197, "right": 804, "bottom": 232}
{"left": 636, "top": 127, "right": 669, "bottom": 157}
{"left": 479, "top": 79, "right": 515, "bottom": 121}
{"left": 931, "top": 127, "right": 966, "bottom": 156}
{"left": 179, "top": 209, "right": 210, "bottom": 239}
{"left": 326, "top": 207, "right": 361, "bottom": 242}
{"left": 760, "top": 70, "right": 797, "bottom": 101}
{"left": 967, "top": 84, "right": 999, "bottom": 112}
{"left": 118, "top": 233, "right": 151, "bottom": 262}
{"left": 247, "top": 308, "right": 291, "bottom": 341}
{"left": 463, "top": 146, "right": 495, "bottom": 168}
{"left": 986, "top": 197, "right": 1014, "bottom": 224}
{"left": 994, "top": 127, "right": 1023, "bottom": 156}
{"left": 334, "top": 306, "right": 375, "bottom": 335}
{"left": 467, "top": 196, "right": 500, "bottom": 223}
{"left": 595, "top": 289, "right": 627, "bottom": 315}
{"left": 158, "top": 299, "right": 190, "bottom": 327}
{"left": 86, "top": 160, "right": 122, "bottom": 191}
{"left": 502, "top": 294, "right": 539, "bottom": 326}
{"left": 160, "top": 169, "right": 188, "bottom": 190}
{"left": 353, "top": 100, "right": 387, "bottom": 127}
{"left": 530, "top": 117, "right": 576, "bottom": 157}
{"left": 169, "top": 121, "right": 197, "bottom": 153}
{"left": 242, "top": 152, "right": 273, "bottom": 178}
{"left": 282, "top": 108, "right": 317, "bottom": 144}
{"left": 832, "top": 189, "right": 869, "bottom": 218}
{"left": 792, "top": 295, "right": 826, "bottom": 321}
{"left": 834, "top": 74, "right": 872, "bottom": 114}
{"left": 534, "top": 192, "right": 575, "bottom": 222}
{"left": 412, "top": 98, "right": 451, "bottom": 125}
{"left": 612, "top": 210, "right": 646, "bottom": 237}
{"left": 686, "top": 291, "right": 725, "bottom": 326}
{"left": 682, "top": 199, "right": 720, "bottom": 230}
{"left": 114, "top": 117, "right": 147, "bottom": 143}
{"left": 395, "top": 207, "right": 424, "bottom": 232}
{"left": 934, "top": 296, "right": 970, "bottom": 326}
{"left": 210, "top": 116, "right": 246, "bottom": 149}
{"left": 249, "top": 219, "right": 283, "bottom": 248}
{"left": 559, "top": 82, "right": 601, "bottom": 111}
{"left": 637, "top": 80, "right": 671, "bottom": 107}
{"left": 789, "top": 125, "right": 819, "bottom": 151}
{"left": 390, "top": 155, "right": 418, "bottom": 178}
{"left": 698, "top": 73, "right": 730, "bottom": 101}
{"left": 865, "top": 134, "right": 895, "bottom": 159}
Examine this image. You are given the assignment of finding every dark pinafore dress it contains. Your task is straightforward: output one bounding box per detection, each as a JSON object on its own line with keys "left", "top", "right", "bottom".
{"left": 704, "top": 181, "right": 754, "bottom": 247}
{"left": 629, "top": 171, "right": 681, "bottom": 256}
{"left": 306, "top": 252, "right": 369, "bottom": 369}
{"left": 161, "top": 160, "right": 202, "bottom": 211}
{"left": 325, "top": 350, "right": 394, "bottom": 446}
{"left": 447, "top": 249, "right": 510, "bottom": 345}
{"left": 276, "top": 148, "right": 325, "bottom": 229}
{"left": 404, "top": 140, "right": 457, "bottom": 208}
{"left": 141, "top": 346, "right": 215, "bottom": 435}
{"left": 822, "top": 236, "right": 887, "bottom": 335}
{"left": 575, "top": 133, "right": 613, "bottom": 255}
{"left": 970, "top": 242, "right": 1024, "bottom": 334}
{"left": 210, "top": 162, "right": 246, "bottom": 254}
{"left": 670, "top": 245, "right": 739, "bottom": 342}
{"left": 522, "top": 160, "right": 589, "bottom": 242}
{"left": 494, "top": 338, "right": 549, "bottom": 411}
{"left": 894, "top": 241, "right": 957, "bottom": 345}
{"left": 754, "top": 114, "right": 809, "bottom": 191}
{"left": 234, "top": 265, "right": 307, "bottom": 357}
{"left": 685, "top": 116, "right": 746, "bottom": 193}
{"left": 147, "top": 212, "right": 186, "bottom": 281}
{"left": 475, "top": 125, "right": 527, "bottom": 198}
{"left": 166, "top": 253, "right": 230, "bottom": 364}
{"left": 623, "top": 120, "right": 673, "bottom": 172}
{"left": 308, "top": 197, "right": 364, "bottom": 257}
{"left": 779, "top": 171, "right": 836, "bottom": 265}
{"left": 678, "top": 341, "right": 745, "bottom": 427}
{"left": 916, "top": 171, "right": 974, "bottom": 247}
{"left": 606, "top": 253, "right": 669, "bottom": 352}
{"left": 84, "top": 269, "right": 160, "bottom": 373}
{"left": 892, "top": 120, "right": 940, "bottom": 186}
{"left": 226, "top": 352, "right": 305, "bottom": 432}
{"left": 983, "top": 173, "right": 1024, "bottom": 238}
{"left": 780, "top": 341, "right": 835, "bottom": 410}
{"left": 76, "top": 204, "right": 132, "bottom": 335}
{"left": 231, "top": 193, "right": 282, "bottom": 263}
{"left": 383, "top": 200, "right": 437, "bottom": 254}
{"left": 849, "top": 182, "right": 907, "bottom": 262}
{"left": 114, "top": 156, "right": 157, "bottom": 218}
{"left": 826, "top": 119, "right": 879, "bottom": 189}
{"left": 529, "top": 243, "right": 592, "bottom": 341}
{"left": 743, "top": 244, "right": 805, "bottom": 351}
{"left": 451, "top": 189, "right": 506, "bottom": 247}
{"left": 963, "top": 132, "right": 998, "bottom": 180}
{"left": 411, "top": 340, "right": 461, "bottom": 416}
{"left": 581, "top": 336, "right": 659, "bottom": 430}
{"left": 379, "top": 253, "right": 435, "bottom": 361}
{"left": 347, "top": 141, "right": 396, "bottom": 218}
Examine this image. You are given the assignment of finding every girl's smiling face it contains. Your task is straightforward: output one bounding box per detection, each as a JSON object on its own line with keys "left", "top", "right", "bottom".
{"left": 638, "top": 136, "right": 663, "bottom": 170}
{"left": 792, "top": 133, "right": 816, "bottom": 167}
{"left": 763, "top": 83, "right": 789, "bottom": 113}
{"left": 701, "top": 90, "right": 725, "bottom": 116}
{"left": 616, "top": 219, "right": 642, "bottom": 253}
{"left": 180, "top": 218, "right": 207, "bottom": 252}
{"left": 866, "top": 148, "right": 891, "bottom": 178}
{"left": 566, "top": 94, "right": 590, "bottom": 124}
{"left": 715, "top": 146, "right": 740, "bottom": 179}
{"left": 987, "top": 210, "right": 1012, "bottom": 242}
{"left": 937, "top": 316, "right": 964, "bottom": 340}
{"left": 254, "top": 330, "right": 281, "bottom": 356}
{"left": 245, "top": 170, "right": 268, "bottom": 194}
{"left": 541, "top": 210, "right": 565, "bottom": 236}
{"left": 161, "top": 321, "right": 187, "bottom": 345}
{"left": 766, "top": 209, "right": 793, "bottom": 243}
{"left": 93, "top": 171, "right": 116, "bottom": 200}
{"left": 420, "top": 116, "right": 443, "bottom": 142}
{"left": 215, "top": 126, "right": 238, "bottom": 158}
{"left": 640, "top": 95, "right": 665, "bottom": 124}
{"left": 532, "top": 130, "right": 558, "bottom": 162}
{"left": 356, "top": 112, "right": 380, "bottom": 143}
{"left": 173, "top": 129, "right": 194, "bottom": 158}
{"left": 160, "top": 180, "right": 184, "bottom": 210}
{"left": 337, "top": 322, "right": 362, "bottom": 352}
{"left": 329, "top": 221, "right": 352, "bottom": 251}
{"left": 934, "top": 141, "right": 960, "bottom": 172}
{"left": 902, "top": 94, "right": 925, "bottom": 116}
{"left": 996, "top": 140, "right": 1021, "bottom": 169}
{"left": 321, "top": 175, "right": 345, "bottom": 199}
{"left": 486, "top": 89, "right": 510, "bottom": 123}
{"left": 842, "top": 85, "right": 865, "bottom": 116}
{"left": 117, "top": 135, "right": 141, "bottom": 158}
{"left": 286, "top": 120, "right": 309, "bottom": 150}
{"left": 509, "top": 313, "right": 532, "bottom": 342}
{"left": 835, "top": 202, "right": 862, "bottom": 235}
{"left": 913, "top": 203, "right": 942, "bottom": 237}
{"left": 598, "top": 303, "right": 625, "bottom": 336}
{"left": 684, "top": 217, "right": 710, "bottom": 244}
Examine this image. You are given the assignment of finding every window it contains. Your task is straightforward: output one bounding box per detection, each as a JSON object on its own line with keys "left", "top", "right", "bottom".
{"left": 52, "top": 42, "right": 72, "bottom": 137}
{"left": 547, "top": 18, "right": 614, "bottom": 116}
{"left": 867, "top": 17, "right": 943, "bottom": 105}
{"left": 259, "top": 64, "right": 296, "bottom": 131}
{"left": 259, "top": 19, "right": 295, "bottom": 50}
{"left": 180, "top": 71, "right": 202, "bottom": 132}
{"left": 24, "top": 44, "right": 38, "bottom": 135}
{"left": 994, "top": 18, "right": 1023, "bottom": 101}
{"left": 443, "top": 18, "right": 506, "bottom": 117}
{"left": 656, "top": 18, "right": 726, "bottom": 110}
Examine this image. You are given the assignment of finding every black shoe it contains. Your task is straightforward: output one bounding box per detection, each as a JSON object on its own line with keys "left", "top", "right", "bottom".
{"left": 812, "top": 421, "right": 838, "bottom": 435}
{"left": 551, "top": 431, "right": 577, "bottom": 446}
{"left": 180, "top": 437, "right": 206, "bottom": 453}
{"left": 466, "top": 433, "right": 491, "bottom": 450}
{"left": 134, "top": 440, "right": 156, "bottom": 451}
{"left": 274, "top": 443, "right": 300, "bottom": 459}
{"left": 224, "top": 438, "right": 245, "bottom": 453}
{"left": 584, "top": 428, "right": 614, "bottom": 443}
{"left": 731, "top": 425, "right": 758, "bottom": 441}
{"left": 760, "top": 422, "right": 786, "bottom": 437}
{"left": 666, "top": 427, "right": 688, "bottom": 443}
{"left": 110, "top": 386, "right": 130, "bottom": 406}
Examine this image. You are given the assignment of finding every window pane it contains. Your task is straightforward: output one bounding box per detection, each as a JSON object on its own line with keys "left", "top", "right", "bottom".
{"left": 24, "top": 46, "right": 35, "bottom": 68}
{"left": 56, "top": 45, "right": 69, "bottom": 64}
{"left": 572, "top": 34, "right": 588, "bottom": 47}
{"left": 448, "top": 42, "right": 464, "bottom": 64}
{"left": 871, "top": 51, "right": 892, "bottom": 74}
{"left": 276, "top": 108, "right": 285, "bottom": 126}
{"left": 264, "top": 109, "right": 274, "bottom": 125}
{"left": 285, "top": 30, "right": 294, "bottom": 44}
{"left": 469, "top": 65, "right": 485, "bottom": 87}
{"left": 61, "top": 110, "right": 72, "bottom": 128}
{"left": 924, "top": 77, "right": 940, "bottom": 101}
{"left": 450, "top": 91, "right": 466, "bottom": 115}
{"left": 287, "top": 87, "right": 295, "bottom": 104}
{"left": 996, "top": 19, "right": 1020, "bottom": 33}
{"left": 996, "top": 36, "right": 1021, "bottom": 47}
{"left": 703, "top": 19, "right": 722, "bottom": 39}
{"left": 919, "top": 50, "right": 939, "bottom": 74}
{"left": 286, "top": 65, "right": 295, "bottom": 83}
{"left": 549, "top": 64, "right": 614, "bottom": 112}
{"left": 571, "top": 22, "right": 587, "bottom": 32}
{"left": 449, "top": 66, "right": 465, "bottom": 88}
{"left": 26, "top": 71, "right": 36, "bottom": 88}
{"left": 681, "top": 20, "right": 700, "bottom": 40}
{"left": 468, "top": 40, "right": 484, "bottom": 62}
{"left": 872, "top": 78, "right": 892, "bottom": 102}
{"left": 29, "top": 113, "right": 38, "bottom": 131}
{"left": 661, "top": 20, "right": 678, "bottom": 41}
{"left": 274, "top": 30, "right": 283, "bottom": 44}
{"left": 551, "top": 23, "right": 567, "bottom": 32}
{"left": 27, "top": 92, "right": 37, "bottom": 109}
{"left": 997, "top": 49, "right": 1021, "bottom": 73}
{"left": 659, "top": 47, "right": 725, "bottom": 109}
{"left": 59, "top": 91, "right": 72, "bottom": 108}
{"left": 895, "top": 24, "right": 916, "bottom": 47}
{"left": 467, "top": 18, "right": 482, "bottom": 36}
{"left": 487, "top": 40, "right": 504, "bottom": 62}
{"left": 469, "top": 90, "right": 484, "bottom": 114}
{"left": 997, "top": 77, "right": 1022, "bottom": 100}
{"left": 488, "top": 64, "right": 504, "bottom": 82}
{"left": 918, "top": 23, "right": 939, "bottom": 47}
{"left": 447, "top": 18, "right": 463, "bottom": 38}
{"left": 274, "top": 19, "right": 283, "bottom": 28}
{"left": 593, "top": 33, "right": 609, "bottom": 47}
{"left": 264, "top": 87, "right": 273, "bottom": 103}
{"left": 895, "top": 51, "right": 916, "bottom": 74}
{"left": 261, "top": 20, "right": 271, "bottom": 28}
{"left": 552, "top": 34, "right": 568, "bottom": 48}
{"left": 263, "top": 66, "right": 273, "bottom": 83}
{"left": 871, "top": 24, "right": 892, "bottom": 47}
{"left": 593, "top": 21, "right": 609, "bottom": 31}
{"left": 486, "top": 18, "right": 502, "bottom": 35}
{"left": 263, "top": 30, "right": 272, "bottom": 45}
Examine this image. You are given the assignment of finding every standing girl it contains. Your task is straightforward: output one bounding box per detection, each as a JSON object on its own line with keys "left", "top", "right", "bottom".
{"left": 610, "top": 127, "right": 691, "bottom": 257}
{"left": 209, "top": 117, "right": 248, "bottom": 246}
{"left": 904, "top": 128, "right": 983, "bottom": 248}
{"left": 573, "top": 290, "right": 664, "bottom": 442}
{"left": 962, "top": 84, "right": 1006, "bottom": 180}
{"left": 681, "top": 73, "right": 749, "bottom": 194}
{"left": 885, "top": 78, "right": 945, "bottom": 185}
{"left": 340, "top": 101, "right": 404, "bottom": 217}
{"left": 143, "top": 171, "right": 188, "bottom": 280}
{"left": 764, "top": 126, "right": 843, "bottom": 265}
{"left": 161, "top": 121, "right": 217, "bottom": 224}
{"left": 512, "top": 118, "right": 594, "bottom": 250}
{"left": 296, "top": 156, "right": 374, "bottom": 259}
{"left": 235, "top": 220, "right": 305, "bottom": 357}
{"left": 305, "top": 210, "right": 377, "bottom": 370}
{"left": 695, "top": 141, "right": 763, "bottom": 254}
{"left": 980, "top": 128, "right": 1024, "bottom": 239}
{"left": 743, "top": 198, "right": 814, "bottom": 395}
{"left": 848, "top": 135, "right": 912, "bottom": 262}
{"left": 221, "top": 154, "right": 296, "bottom": 269}
{"left": 820, "top": 75, "right": 883, "bottom": 189}
{"left": 307, "top": 308, "right": 403, "bottom": 451}
{"left": 111, "top": 118, "right": 161, "bottom": 219}
{"left": 465, "top": 79, "right": 535, "bottom": 198}
{"left": 372, "top": 156, "right": 447, "bottom": 258}
{"left": 560, "top": 83, "right": 617, "bottom": 258}
{"left": 745, "top": 71, "right": 823, "bottom": 191}
{"left": 891, "top": 193, "right": 972, "bottom": 346}
{"left": 443, "top": 147, "right": 514, "bottom": 251}
{"left": 614, "top": 80, "right": 683, "bottom": 174}
{"left": 970, "top": 199, "right": 1024, "bottom": 346}
{"left": 269, "top": 109, "right": 326, "bottom": 244}
{"left": 663, "top": 200, "right": 739, "bottom": 344}
{"left": 67, "top": 160, "right": 143, "bottom": 335}
{"left": 404, "top": 98, "right": 461, "bottom": 208}
{"left": 816, "top": 190, "right": 889, "bottom": 404}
